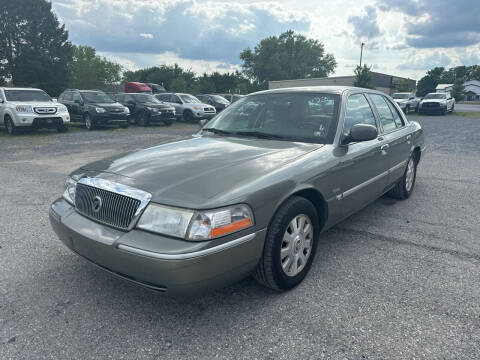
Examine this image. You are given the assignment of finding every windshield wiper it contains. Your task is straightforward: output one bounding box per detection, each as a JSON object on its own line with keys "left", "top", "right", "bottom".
{"left": 233, "top": 131, "right": 286, "bottom": 140}
{"left": 202, "top": 128, "right": 234, "bottom": 135}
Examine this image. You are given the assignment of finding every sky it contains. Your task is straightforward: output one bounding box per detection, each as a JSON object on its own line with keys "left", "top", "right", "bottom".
{"left": 51, "top": 0, "right": 480, "bottom": 80}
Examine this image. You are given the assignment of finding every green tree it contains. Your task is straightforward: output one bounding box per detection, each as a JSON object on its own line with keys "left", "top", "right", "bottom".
{"left": 396, "top": 79, "right": 414, "bottom": 92}
{"left": 0, "top": 0, "right": 72, "bottom": 96}
{"left": 68, "top": 45, "right": 122, "bottom": 92}
{"left": 450, "top": 78, "right": 466, "bottom": 101}
{"left": 353, "top": 65, "right": 374, "bottom": 89}
{"left": 416, "top": 67, "right": 445, "bottom": 97}
{"left": 240, "top": 30, "right": 336, "bottom": 87}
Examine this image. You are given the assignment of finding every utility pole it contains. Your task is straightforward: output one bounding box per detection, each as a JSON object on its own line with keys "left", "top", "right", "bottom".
{"left": 359, "top": 42, "right": 365, "bottom": 68}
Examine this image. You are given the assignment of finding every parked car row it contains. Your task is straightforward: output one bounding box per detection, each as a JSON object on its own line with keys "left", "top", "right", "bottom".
{"left": 392, "top": 91, "right": 455, "bottom": 115}
{"left": 0, "top": 86, "right": 242, "bottom": 134}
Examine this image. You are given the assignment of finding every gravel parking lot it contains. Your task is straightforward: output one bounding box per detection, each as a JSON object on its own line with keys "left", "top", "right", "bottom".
{"left": 1, "top": 114, "right": 479, "bottom": 359}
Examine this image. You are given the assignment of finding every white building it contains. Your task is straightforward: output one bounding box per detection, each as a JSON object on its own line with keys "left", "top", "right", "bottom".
{"left": 436, "top": 80, "right": 480, "bottom": 101}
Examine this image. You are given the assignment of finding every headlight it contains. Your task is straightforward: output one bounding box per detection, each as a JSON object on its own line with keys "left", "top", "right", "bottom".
{"left": 15, "top": 105, "right": 33, "bottom": 113}
{"left": 63, "top": 177, "right": 77, "bottom": 205}
{"left": 57, "top": 105, "right": 68, "bottom": 112}
{"left": 124, "top": 107, "right": 130, "bottom": 114}
{"left": 137, "top": 204, "right": 194, "bottom": 238}
{"left": 95, "top": 107, "right": 106, "bottom": 113}
{"left": 137, "top": 203, "right": 254, "bottom": 241}
{"left": 187, "top": 204, "right": 253, "bottom": 241}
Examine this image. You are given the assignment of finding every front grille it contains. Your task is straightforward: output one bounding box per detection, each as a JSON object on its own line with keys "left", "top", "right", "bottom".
{"left": 75, "top": 183, "right": 141, "bottom": 230}
{"left": 108, "top": 108, "right": 124, "bottom": 113}
{"left": 424, "top": 102, "right": 439, "bottom": 108}
{"left": 204, "top": 107, "right": 215, "bottom": 112}
{"left": 32, "top": 117, "right": 63, "bottom": 127}
{"left": 34, "top": 107, "right": 57, "bottom": 115}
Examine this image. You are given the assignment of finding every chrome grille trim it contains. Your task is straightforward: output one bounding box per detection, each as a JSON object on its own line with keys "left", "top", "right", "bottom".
{"left": 34, "top": 107, "right": 57, "bottom": 115}
{"left": 75, "top": 178, "right": 152, "bottom": 231}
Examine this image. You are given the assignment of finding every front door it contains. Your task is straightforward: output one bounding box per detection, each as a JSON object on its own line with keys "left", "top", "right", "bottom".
{"left": 333, "top": 93, "right": 391, "bottom": 218}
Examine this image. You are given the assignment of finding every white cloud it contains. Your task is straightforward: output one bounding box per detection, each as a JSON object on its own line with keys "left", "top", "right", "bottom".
{"left": 139, "top": 33, "right": 154, "bottom": 39}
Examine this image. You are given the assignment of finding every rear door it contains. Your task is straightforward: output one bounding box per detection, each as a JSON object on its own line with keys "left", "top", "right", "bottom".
{"left": 368, "top": 94, "right": 412, "bottom": 188}
{"left": 71, "top": 92, "right": 84, "bottom": 121}
{"left": 334, "top": 92, "right": 391, "bottom": 218}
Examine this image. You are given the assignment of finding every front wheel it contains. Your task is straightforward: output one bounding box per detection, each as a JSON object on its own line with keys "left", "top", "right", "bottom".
{"left": 84, "top": 114, "right": 95, "bottom": 130}
{"left": 4, "top": 116, "right": 18, "bottom": 135}
{"left": 253, "top": 196, "right": 319, "bottom": 291}
{"left": 183, "top": 110, "right": 194, "bottom": 122}
{"left": 387, "top": 155, "right": 417, "bottom": 199}
{"left": 137, "top": 112, "right": 149, "bottom": 126}
{"left": 56, "top": 124, "right": 69, "bottom": 133}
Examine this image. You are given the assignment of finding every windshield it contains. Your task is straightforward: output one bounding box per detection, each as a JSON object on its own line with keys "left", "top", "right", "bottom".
{"left": 82, "top": 91, "right": 115, "bottom": 103}
{"left": 132, "top": 94, "right": 161, "bottom": 103}
{"left": 179, "top": 94, "right": 201, "bottom": 104}
{"left": 393, "top": 94, "right": 409, "bottom": 99}
{"left": 424, "top": 93, "right": 446, "bottom": 99}
{"left": 5, "top": 90, "right": 52, "bottom": 102}
{"left": 203, "top": 93, "right": 340, "bottom": 144}
{"left": 211, "top": 95, "right": 230, "bottom": 104}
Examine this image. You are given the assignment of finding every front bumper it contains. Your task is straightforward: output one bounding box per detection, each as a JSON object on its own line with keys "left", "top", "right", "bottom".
{"left": 13, "top": 112, "right": 70, "bottom": 127}
{"left": 92, "top": 112, "right": 129, "bottom": 125}
{"left": 49, "top": 198, "right": 266, "bottom": 295}
{"left": 148, "top": 112, "right": 176, "bottom": 123}
{"left": 418, "top": 105, "right": 446, "bottom": 114}
{"left": 193, "top": 111, "right": 216, "bottom": 119}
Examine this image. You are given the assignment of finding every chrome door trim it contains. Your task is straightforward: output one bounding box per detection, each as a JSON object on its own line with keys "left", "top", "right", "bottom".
{"left": 117, "top": 232, "right": 257, "bottom": 260}
{"left": 337, "top": 160, "right": 407, "bottom": 200}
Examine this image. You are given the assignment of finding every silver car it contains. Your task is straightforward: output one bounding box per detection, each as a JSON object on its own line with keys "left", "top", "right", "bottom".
{"left": 156, "top": 93, "right": 216, "bottom": 122}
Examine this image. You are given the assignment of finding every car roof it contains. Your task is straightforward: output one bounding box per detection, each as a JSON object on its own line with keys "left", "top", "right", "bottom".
{"left": 252, "top": 86, "right": 385, "bottom": 96}
{"left": 1, "top": 87, "right": 44, "bottom": 91}
{"left": 393, "top": 92, "right": 412, "bottom": 94}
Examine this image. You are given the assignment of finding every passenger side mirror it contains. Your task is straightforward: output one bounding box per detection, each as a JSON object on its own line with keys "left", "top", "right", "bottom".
{"left": 343, "top": 124, "right": 378, "bottom": 144}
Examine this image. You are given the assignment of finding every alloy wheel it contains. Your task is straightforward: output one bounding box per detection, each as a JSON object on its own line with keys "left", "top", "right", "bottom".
{"left": 405, "top": 157, "right": 415, "bottom": 192}
{"left": 280, "top": 214, "right": 313, "bottom": 277}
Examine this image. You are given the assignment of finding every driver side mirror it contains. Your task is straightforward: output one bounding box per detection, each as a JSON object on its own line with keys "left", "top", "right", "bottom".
{"left": 342, "top": 124, "right": 378, "bottom": 144}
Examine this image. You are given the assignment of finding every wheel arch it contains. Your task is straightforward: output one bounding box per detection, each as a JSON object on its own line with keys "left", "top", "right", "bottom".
{"left": 413, "top": 146, "right": 421, "bottom": 164}
{"left": 268, "top": 186, "right": 329, "bottom": 233}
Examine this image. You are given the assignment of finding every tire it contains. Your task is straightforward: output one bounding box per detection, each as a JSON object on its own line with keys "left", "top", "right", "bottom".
{"left": 56, "top": 124, "right": 69, "bottom": 133}
{"left": 253, "top": 196, "right": 320, "bottom": 291}
{"left": 4, "top": 115, "right": 18, "bottom": 135}
{"left": 163, "top": 119, "right": 174, "bottom": 126}
{"left": 137, "top": 112, "right": 149, "bottom": 126}
{"left": 451, "top": 104, "right": 454, "bottom": 112}
{"left": 84, "top": 114, "right": 95, "bottom": 130}
{"left": 119, "top": 122, "right": 129, "bottom": 128}
{"left": 441, "top": 108, "right": 447, "bottom": 115}
{"left": 387, "top": 155, "right": 417, "bottom": 200}
{"left": 183, "top": 110, "right": 194, "bottom": 122}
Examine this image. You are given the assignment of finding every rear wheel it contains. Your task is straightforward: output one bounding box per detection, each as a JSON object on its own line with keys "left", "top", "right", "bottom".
{"left": 84, "top": 114, "right": 95, "bottom": 130}
{"left": 253, "top": 196, "right": 319, "bottom": 291}
{"left": 387, "top": 155, "right": 417, "bottom": 200}
{"left": 4, "top": 116, "right": 18, "bottom": 135}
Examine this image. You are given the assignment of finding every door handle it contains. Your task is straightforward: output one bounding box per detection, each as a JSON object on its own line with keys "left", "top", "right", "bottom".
{"left": 380, "top": 144, "right": 390, "bottom": 151}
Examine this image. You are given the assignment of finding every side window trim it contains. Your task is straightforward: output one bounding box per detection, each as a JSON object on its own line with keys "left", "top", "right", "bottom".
{"left": 366, "top": 93, "right": 402, "bottom": 135}
{"left": 385, "top": 97, "right": 405, "bottom": 128}
{"left": 342, "top": 92, "right": 379, "bottom": 136}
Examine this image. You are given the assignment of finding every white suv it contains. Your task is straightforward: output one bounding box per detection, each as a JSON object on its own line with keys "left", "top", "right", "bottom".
{"left": 0, "top": 87, "right": 70, "bottom": 135}
{"left": 156, "top": 93, "right": 216, "bottom": 122}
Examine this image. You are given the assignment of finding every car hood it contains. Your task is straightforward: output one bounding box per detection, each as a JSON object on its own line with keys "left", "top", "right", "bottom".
{"left": 76, "top": 136, "right": 322, "bottom": 208}
{"left": 9, "top": 101, "right": 58, "bottom": 106}
{"left": 421, "top": 99, "right": 445, "bottom": 103}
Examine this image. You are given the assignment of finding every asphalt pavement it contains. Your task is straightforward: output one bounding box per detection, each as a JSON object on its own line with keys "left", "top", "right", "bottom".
{"left": 1, "top": 115, "right": 479, "bottom": 359}
{"left": 455, "top": 103, "right": 480, "bottom": 112}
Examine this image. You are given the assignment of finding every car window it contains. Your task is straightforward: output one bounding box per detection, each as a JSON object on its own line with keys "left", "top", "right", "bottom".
{"left": 205, "top": 92, "right": 340, "bottom": 144}
{"left": 73, "top": 92, "right": 82, "bottom": 102}
{"left": 344, "top": 93, "right": 377, "bottom": 133}
{"left": 386, "top": 99, "right": 405, "bottom": 127}
{"left": 369, "top": 94, "right": 397, "bottom": 132}
{"left": 172, "top": 95, "right": 182, "bottom": 104}
{"left": 62, "top": 92, "right": 73, "bottom": 101}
